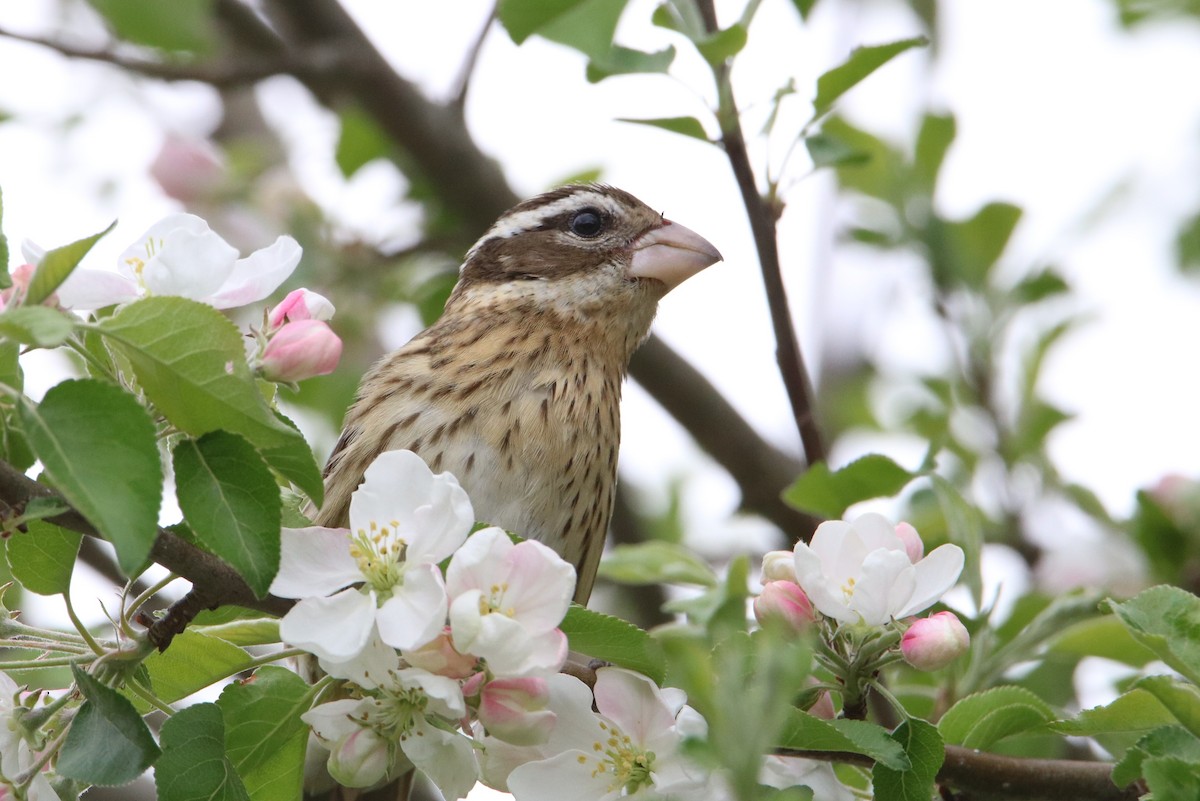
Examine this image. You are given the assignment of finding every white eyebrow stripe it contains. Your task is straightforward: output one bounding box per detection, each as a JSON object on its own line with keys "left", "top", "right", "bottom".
{"left": 479, "top": 191, "right": 625, "bottom": 243}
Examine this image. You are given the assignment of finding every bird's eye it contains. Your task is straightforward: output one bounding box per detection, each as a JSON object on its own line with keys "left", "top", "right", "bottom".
{"left": 569, "top": 209, "right": 605, "bottom": 238}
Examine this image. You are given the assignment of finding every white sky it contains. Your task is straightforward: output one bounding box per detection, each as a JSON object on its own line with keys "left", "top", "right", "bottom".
{"left": 2, "top": 0, "right": 1200, "bottom": 564}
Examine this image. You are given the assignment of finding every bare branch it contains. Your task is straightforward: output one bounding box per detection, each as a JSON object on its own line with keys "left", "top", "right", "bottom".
{"left": 0, "top": 459, "right": 291, "bottom": 618}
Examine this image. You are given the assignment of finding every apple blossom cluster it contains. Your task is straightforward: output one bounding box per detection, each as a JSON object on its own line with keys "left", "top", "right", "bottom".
{"left": 0, "top": 672, "right": 56, "bottom": 801}
{"left": 17, "top": 213, "right": 343, "bottom": 384}
{"left": 271, "top": 449, "right": 723, "bottom": 800}
{"left": 754, "top": 514, "right": 970, "bottom": 719}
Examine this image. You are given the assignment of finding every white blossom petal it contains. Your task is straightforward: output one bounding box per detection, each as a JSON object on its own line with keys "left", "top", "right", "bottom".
{"left": 896, "top": 543, "right": 967, "bottom": 618}
{"left": 209, "top": 235, "right": 302, "bottom": 309}
{"left": 401, "top": 721, "right": 478, "bottom": 801}
{"left": 375, "top": 563, "right": 447, "bottom": 651}
{"left": 507, "top": 749, "right": 618, "bottom": 801}
{"left": 279, "top": 587, "right": 376, "bottom": 662}
{"left": 54, "top": 269, "right": 140, "bottom": 310}
{"left": 270, "top": 526, "right": 360, "bottom": 598}
{"left": 852, "top": 549, "right": 913, "bottom": 626}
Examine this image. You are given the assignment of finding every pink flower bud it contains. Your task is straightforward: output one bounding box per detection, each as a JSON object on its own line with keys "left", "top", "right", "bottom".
{"left": 477, "top": 677, "right": 556, "bottom": 746}
{"left": 403, "top": 628, "right": 478, "bottom": 679}
{"left": 268, "top": 287, "right": 336, "bottom": 328}
{"left": 260, "top": 320, "right": 342, "bottom": 383}
{"left": 901, "top": 611, "right": 969, "bottom": 671}
{"left": 150, "top": 135, "right": 225, "bottom": 202}
{"left": 761, "top": 550, "right": 798, "bottom": 583}
{"left": 753, "top": 581, "right": 816, "bottom": 632}
{"left": 894, "top": 522, "right": 924, "bottom": 563}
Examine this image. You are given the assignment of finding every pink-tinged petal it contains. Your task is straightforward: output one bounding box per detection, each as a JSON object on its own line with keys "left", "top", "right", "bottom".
{"left": 208, "top": 235, "right": 302, "bottom": 309}
{"left": 402, "top": 628, "right": 477, "bottom": 679}
{"left": 503, "top": 540, "right": 575, "bottom": 629}
{"left": 853, "top": 549, "right": 913, "bottom": 625}
{"left": 894, "top": 522, "right": 925, "bottom": 562}
{"left": 318, "top": 631, "right": 400, "bottom": 689}
{"left": 896, "top": 543, "right": 965, "bottom": 618}
{"left": 279, "top": 588, "right": 375, "bottom": 662}
{"left": 268, "top": 287, "right": 335, "bottom": 327}
{"left": 901, "top": 611, "right": 970, "bottom": 671}
{"left": 446, "top": 526, "right": 510, "bottom": 597}
{"left": 270, "top": 526, "right": 360, "bottom": 598}
{"left": 54, "top": 269, "right": 139, "bottom": 310}
{"left": 594, "top": 668, "right": 676, "bottom": 746}
{"left": 754, "top": 581, "right": 816, "bottom": 632}
{"left": 375, "top": 563, "right": 447, "bottom": 650}
{"left": 479, "top": 677, "right": 555, "bottom": 746}
{"left": 508, "top": 749, "right": 618, "bottom": 801}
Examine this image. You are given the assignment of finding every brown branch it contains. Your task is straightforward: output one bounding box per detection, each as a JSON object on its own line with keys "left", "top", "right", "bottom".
{"left": 0, "top": 459, "right": 292, "bottom": 619}
{"left": 695, "top": 1, "right": 826, "bottom": 467}
{"left": 0, "top": 25, "right": 340, "bottom": 87}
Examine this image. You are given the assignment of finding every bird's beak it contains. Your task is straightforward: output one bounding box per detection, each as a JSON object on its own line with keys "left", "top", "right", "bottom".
{"left": 630, "top": 219, "right": 722, "bottom": 291}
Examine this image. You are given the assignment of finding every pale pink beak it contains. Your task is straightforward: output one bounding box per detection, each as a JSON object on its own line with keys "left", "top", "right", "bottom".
{"left": 629, "top": 219, "right": 722, "bottom": 290}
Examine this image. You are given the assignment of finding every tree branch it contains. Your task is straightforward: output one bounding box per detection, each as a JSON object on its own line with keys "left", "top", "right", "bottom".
{"left": 0, "top": 459, "right": 291, "bottom": 619}
{"left": 695, "top": 0, "right": 827, "bottom": 467}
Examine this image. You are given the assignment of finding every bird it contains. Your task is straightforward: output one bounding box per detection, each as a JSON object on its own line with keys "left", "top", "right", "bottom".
{"left": 314, "top": 184, "right": 721, "bottom": 604}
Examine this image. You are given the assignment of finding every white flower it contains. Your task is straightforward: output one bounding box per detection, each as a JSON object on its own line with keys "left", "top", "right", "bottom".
{"left": 792, "top": 513, "right": 964, "bottom": 627}
{"left": 760, "top": 756, "right": 854, "bottom": 801}
{"left": 55, "top": 213, "right": 300, "bottom": 310}
{"left": 270, "top": 450, "right": 474, "bottom": 669}
{"left": 303, "top": 667, "right": 476, "bottom": 799}
{"left": 447, "top": 527, "right": 574, "bottom": 677}
{"left": 485, "top": 668, "right": 711, "bottom": 801}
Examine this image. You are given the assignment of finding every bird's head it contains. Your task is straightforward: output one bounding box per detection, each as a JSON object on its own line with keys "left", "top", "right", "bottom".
{"left": 451, "top": 185, "right": 722, "bottom": 317}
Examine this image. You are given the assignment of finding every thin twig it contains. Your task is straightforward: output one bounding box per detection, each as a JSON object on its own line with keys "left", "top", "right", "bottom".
{"left": 694, "top": 0, "right": 826, "bottom": 466}
{"left": 451, "top": 1, "right": 498, "bottom": 110}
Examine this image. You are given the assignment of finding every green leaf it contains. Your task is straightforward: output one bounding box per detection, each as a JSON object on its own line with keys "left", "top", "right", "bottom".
{"left": 18, "top": 379, "right": 162, "bottom": 574}
{"left": 913, "top": 112, "right": 956, "bottom": 191}
{"left": 4, "top": 519, "right": 81, "bottom": 595}
{"left": 174, "top": 432, "right": 281, "bottom": 597}
{"left": 1113, "top": 725, "right": 1200, "bottom": 789}
{"left": 943, "top": 201, "right": 1022, "bottom": 289}
{"left": 86, "top": 0, "right": 216, "bottom": 54}
{"left": 598, "top": 541, "right": 717, "bottom": 587}
{"left": 217, "top": 667, "right": 310, "bottom": 800}
{"left": 938, "top": 687, "right": 1057, "bottom": 749}
{"left": 782, "top": 453, "right": 914, "bottom": 518}
{"left": 1010, "top": 267, "right": 1070, "bottom": 305}
{"left": 872, "top": 719, "right": 944, "bottom": 801}
{"left": 1051, "top": 688, "right": 1176, "bottom": 737}
{"left": 561, "top": 604, "right": 665, "bottom": 683}
{"left": 142, "top": 630, "right": 255, "bottom": 706}
{"left": 695, "top": 24, "right": 748, "bottom": 65}
{"left": 586, "top": 44, "right": 675, "bottom": 81}
{"left": 819, "top": 116, "right": 906, "bottom": 203}
{"left": 25, "top": 220, "right": 116, "bottom": 306}
{"left": 193, "top": 618, "right": 281, "bottom": 647}
{"left": 1051, "top": 615, "right": 1158, "bottom": 667}
{"left": 1176, "top": 208, "right": 1200, "bottom": 274}
{"left": 261, "top": 410, "right": 324, "bottom": 506}
{"left": 805, "top": 133, "right": 870, "bottom": 169}
{"left": 1106, "top": 585, "right": 1200, "bottom": 686}
{"left": 617, "top": 116, "right": 709, "bottom": 142}
{"left": 498, "top": 0, "right": 592, "bottom": 43}
{"left": 98, "top": 297, "right": 302, "bottom": 450}
{"left": 777, "top": 710, "right": 909, "bottom": 769}
{"left": 811, "top": 37, "right": 928, "bottom": 121}
{"left": 155, "top": 703, "right": 251, "bottom": 801}
{"left": 930, "top": 475, "right": 983, "bottom": 608}
{"left": 1144, "top": 755, "right": 1200, "bottom": 798}
{"left": 335, "top": 105, "right": 393, "bottom": 178}
{"left": 1133, "top": 675, "right": 1200, "bottom": 738}
{"left": 790, "top": 0, "right": 820, "bottom": 20}
{"left": 0, "top": 306, "right": 76, "bottom": 346}
{"left": 58, "top": 664, "right": 161, "bottom": 785}
{"left": 534, "top": 0, "right": 627, "bottom": 58}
